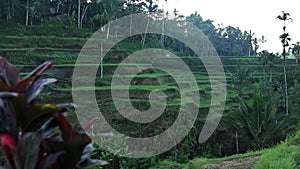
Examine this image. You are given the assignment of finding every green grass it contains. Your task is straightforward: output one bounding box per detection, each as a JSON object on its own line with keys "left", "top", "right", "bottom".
{"left": 149, "top": 150, "right": 266, "bottom": 169}
{"left": 254, "top": 144, "right": 300, "bottom": 169}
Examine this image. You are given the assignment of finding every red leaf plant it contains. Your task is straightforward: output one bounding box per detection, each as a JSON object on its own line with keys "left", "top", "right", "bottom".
{"left": 0, "top": 58, "right": 108, "bottom": 169}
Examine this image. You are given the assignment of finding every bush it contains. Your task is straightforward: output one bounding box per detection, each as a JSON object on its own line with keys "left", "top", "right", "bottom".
{"left": 0, "top": 58, "right": 107, "bottom": 169}
{"left": 254, "top": 144, "right": 300, "bottom": 169}
{"left": 287, "top": 130, "right": 300, "bottom": 146}
{"left": 149, "top": 160, "right": 185, "bottom": 169}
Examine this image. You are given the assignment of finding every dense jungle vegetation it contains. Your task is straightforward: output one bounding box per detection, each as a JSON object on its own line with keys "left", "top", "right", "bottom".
{"left": 1, "top": 0, "right": 300, "bottom": 169}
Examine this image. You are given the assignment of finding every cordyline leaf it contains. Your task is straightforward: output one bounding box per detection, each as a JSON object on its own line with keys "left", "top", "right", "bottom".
{"left": 0, "top": 92, "right": 18, "bottom": 99}
{"left": 37, "top": 104, "right": 76, "bottom": 136}
{"left": 26, "top": 78, "right": 57, "bottom": 103}
{"left": 16, "top": 133, "right": 42, "bottom": 169}
{"left": 0, "top": 134, "right": 19, "bottom": 169}
{"left": 0, "top": 134, "right": 17, "bottom": 166}
{"left": 56, "top": 103, "right": 77, "bottom": 110}
{"left": 47, "top": 114, "right": 91, "bottom": 169}
{"left": 58, "top": 113, "right": 91, "bottom": 144}
{"left": 7, "top": 95, "right": 27, "bottom": 131}
{"left": 38, "top": 116, "right": 58, "bottom": 137}
{"left": 16, "top": 62, "right": 52, "bottom": 91}
{"left": 90, "top": 132, "right": 114, "bottom": 139}
{"left": 76, "top": 144, "right": 108, "bottom": 169}
{"left": 37, "top": 151, "right": 64, "bottom": 169}
{"left": 22, "top": 104, "right": 68, "bottom": 132}
{"left": 0, "top": 78, "right": 11, "bottom": 91}
{"left": 76, "top": 159, "right": 109, "bottom": 169}
{"left": 76, "top": 144, "right": 94, "bottom": 168}
{"left": 10, "top": 148, "right": 21, "bottom": 169}
{"left": 84, "top": 116, "right": 100, "bottom": 132}
{"left": 0, "top": 99, "right": 18, "bottom": 136}
{"left": 33, "top": 104, "right": 76, "bottom": 136}
{"left": 0, "top": 58, "right": 20, "bottom": 88}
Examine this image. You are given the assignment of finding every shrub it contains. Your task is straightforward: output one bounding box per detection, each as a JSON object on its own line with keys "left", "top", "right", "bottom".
{"left": 253, "top": 144, "right": 300, "bottom": 169}
{"left": 0, "top": 58, "right": 107, "bottom": 169}
{"left": 287, "top": 130, "right": 300, "bottom": 146}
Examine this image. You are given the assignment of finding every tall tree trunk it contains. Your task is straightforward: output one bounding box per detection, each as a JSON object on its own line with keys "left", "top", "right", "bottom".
{"left": 282, "top": 20, "right": 289, "bottom": 115}
{"left": 161, "top": 18, "right": 165, "bottom": 46}
{"left": 6, "top": 4, "right": 10, "bottom": 20}
{"left": 12, "top": 3, "right": 14, "bottom": 19}
{"left": 80, "top": 5, "right": 89, "bottom": 28}
{"left": 235, "top": 131, "right": 239, "bottom": 154}
{"left": 248, "top": 46, "right": 251, "bottom": 57}
{"left": 100, "top": 42, "right": 104, "bottom": 79}
{"left": 25, "top": 0, "right": 29, "bottom": 26}
{"left": 129, "top": 14, "right": 132, "bottom": 36}
{"left": 142, "top": 17, "right": 150, "bottom": 48}
{"left": 77, "top": 0, "right": 81, "bottom": 28}
{"left": 284, "top": 59, "right": 289, "bottom": 115}
{"left": 106, "top": 22, "right": 110, "bottom": 39}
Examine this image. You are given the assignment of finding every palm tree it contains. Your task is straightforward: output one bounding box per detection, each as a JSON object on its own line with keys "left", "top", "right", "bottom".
{"left": 247, "top": 30, "right": 255, "bottom": 57}
{"left": 292, "top": 42, "right": 300, "bottom": 64}
{"left": 230, "top": 64, "right": 253, "bottom": 100}
{"left": 253, "top": 38, "right": 259, "bottom": 56}
{"left": 259, "top": 35, "right": 268, "bottom": 51}
{"left": 277, "top": 11, "right": 293, "bottom": 115}
{"left": 173, "top": 8, "right": 178, "bottom": 17}
{"left": 144, "top": 0, "right": 158, "bottom": 13}
{"left": 229, "top": 64, "right": 253, "bottom": 153}
{"left": 227, "top": 83, "right": 297, "bottom": 150}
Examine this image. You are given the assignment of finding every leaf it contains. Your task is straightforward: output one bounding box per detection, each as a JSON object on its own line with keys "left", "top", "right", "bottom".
{"left": 84, "top": 117, "right": 100, "bottom": 132}
{"left": 11, "top": 148, "right": 21, "bottom": 169}
{"left": 26, "top": 78, "right": 57, "bottom": 103}
{"left": 37, "top": 151, "right": 64, "bottom": 169}
{"left": 48, "top": 114, "right": 91, "bottom": 169}
{"left": 16, "top": 62, "right": 52, "bottom": 91}
{"left": 0, "top": 92, "right": 18, "bottom": 99}
{"left": 58, "top": 113, "right": 77, "bottom": 142}
{"left": 8, "top": 95, "right": 27, "bottom": 129}
{"left": 22, "top": 104, "right": 68, "bottom": 132}
{"left": 0, "top": 134, "right": 17, "bottom": 163}
{"left": 0, "top": 98, "right": 19, "bottom": 136}
{"left": 0, "top": 58, "right": 20, "bottom": 88}
{"left": 90, "top": 132, "right": 114, "bottom": 139}
{"left": 56, "top": 103, "right": 77, "bottom": 110}
{"left": 16, "top": 133, "right": 42, "bottom": 169}
{"left": 0, "top": 167, "right": 9, "bottom": 169}
{"left": 75, "top": 159, "right": 109, "bottom": 169}
{"left": 0, "top": 78, "right": 11, "bottom": 91}
{"left": 75, "top": 144, "right": 108, "bottom": 168}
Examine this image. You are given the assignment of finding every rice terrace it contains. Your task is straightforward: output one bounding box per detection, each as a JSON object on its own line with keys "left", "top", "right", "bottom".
{"left": 0, "top": 0, "right": 300, "bottom": 169}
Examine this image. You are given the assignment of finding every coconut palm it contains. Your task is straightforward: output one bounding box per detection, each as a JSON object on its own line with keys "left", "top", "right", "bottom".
{"left": 277, "top": 11, "right": 293, "bottom": 115}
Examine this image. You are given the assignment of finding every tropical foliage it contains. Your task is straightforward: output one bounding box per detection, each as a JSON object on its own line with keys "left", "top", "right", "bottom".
{"left": 0, "top": 58, "right": 107, "bottom": 169}
{"left": 1, "top": 1, "right": 300, "bottom": 168}
{"left": 0, "top": 0, "right": 262, "bottom": 57}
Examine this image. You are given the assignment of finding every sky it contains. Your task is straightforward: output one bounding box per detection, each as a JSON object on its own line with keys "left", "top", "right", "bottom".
{"left": 158, "top": 0, "right": 300, "bottom": 54}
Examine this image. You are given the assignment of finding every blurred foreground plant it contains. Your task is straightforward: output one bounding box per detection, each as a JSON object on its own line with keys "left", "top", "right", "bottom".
{"left": 0, "top": 58, "right": 108, "bottom": 169}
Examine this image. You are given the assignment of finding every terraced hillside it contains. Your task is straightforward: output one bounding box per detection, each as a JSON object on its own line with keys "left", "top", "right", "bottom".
{"left": 0, "top": 24, "right": 298, "bottom": 142}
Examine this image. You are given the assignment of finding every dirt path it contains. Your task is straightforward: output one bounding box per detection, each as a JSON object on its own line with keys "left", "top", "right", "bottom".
{"left": 201, "top": 156, "right": 260, "bottom": 169}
